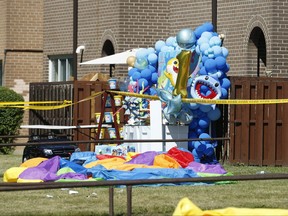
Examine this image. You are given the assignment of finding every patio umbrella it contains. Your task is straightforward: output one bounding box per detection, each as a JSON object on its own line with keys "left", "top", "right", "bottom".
{"left": 80, "top": 49, "right": 138, "bottom": 65}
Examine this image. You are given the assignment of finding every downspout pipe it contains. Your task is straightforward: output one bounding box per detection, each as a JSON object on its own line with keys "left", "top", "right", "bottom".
{"left": 212, "top": 0, "right": 217, "bottom": 32}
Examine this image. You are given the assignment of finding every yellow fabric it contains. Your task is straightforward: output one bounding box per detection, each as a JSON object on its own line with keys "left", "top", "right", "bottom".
{"left": 173, "top": 197, "right": 288, "bottom": 216}
{"left": 84, "top": 157, "right": 126, "bottom": 168}
{"left": 20, "top": 157, "right": 48, "bottom": 168}
{"left": 84, "top": 157, "right": 161, "bottom": 170}
{"left": 17, "top": 178, "right": 43, "bottom": 183}
{"left": 3, "top": 167, "right": 28, "bottom": 182}
{"left": 153, "top": 154, "right": 181, "bottom": 168}
{"left": 126, "top": 152, "right": 139, "bottom": 161}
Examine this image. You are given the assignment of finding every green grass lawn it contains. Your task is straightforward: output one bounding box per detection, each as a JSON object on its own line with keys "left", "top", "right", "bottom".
{"left": 0, "top": 154, "right": 288, "bottom": 216}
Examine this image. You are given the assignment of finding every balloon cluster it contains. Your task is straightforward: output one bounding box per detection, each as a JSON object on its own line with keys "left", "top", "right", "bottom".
{"left": 124, "top": 22, "right": 231, "bottom": 164}
{"left": 126, "top": 48, "right": 159, "bottom": 96}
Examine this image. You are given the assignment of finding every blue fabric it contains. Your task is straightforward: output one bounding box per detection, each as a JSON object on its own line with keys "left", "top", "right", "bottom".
{"left": 90, "top": 167, "right": 199, "bottom": 181}
{"left": 70, "top": 151, "right": 96, "bottom": 164}
{"left": 60, "top": 158, "right": 88, "bottom": 175}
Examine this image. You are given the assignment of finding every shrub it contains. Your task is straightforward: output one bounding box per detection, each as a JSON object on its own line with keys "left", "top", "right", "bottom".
{"left": 0, "top": 87, "right": 24, "bottom": 154}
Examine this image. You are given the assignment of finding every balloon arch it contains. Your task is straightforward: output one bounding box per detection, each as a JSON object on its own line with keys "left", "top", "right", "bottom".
{"left": 123, "top": 22, "right": 230, "bottom": 164}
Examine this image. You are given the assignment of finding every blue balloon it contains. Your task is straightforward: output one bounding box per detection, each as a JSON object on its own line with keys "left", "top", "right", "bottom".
{"left": 200, "top": 43, "right": 210, "bottom": 53}
{"left": 147, "top": 47, "right": 155, "bottom": 54}
{"left": 197, "top": 36, "right": 209, "bottom": 46}
{"left": 215, "top": 56, "right": 227, "bottom": 70}
{"left": 136, "top": 48, "right": 148, "bottom": 59}
{"left": 201, "top": 55, "right": 208, "bottom": 64}
{"left": 198, "top": 116, "right": 210, "bottom": 129}
{"left": 189, "top": 103, "right": 200, "bottom": 110}
{"left": 148, "top": 53, "right": 158, "bottom": 65}
{"left": 200, "top": 85, "right": 209, "bottom": 94}
{"left": 201, "top": 31, "right": 213, "bottom": 40}
{"left": 160, "top": 45, "right": 171, "bottom": 52}
{"left": 176, "top": 28, "right": 196, "bottom": 49}
{"left": 132, "top": 71, "right": 141, "bottom": 81}
{"left": 199, "top": 132, "right": 211, "bottom": 141}
{"left": 220, "top": 77, "right": 231, "bottom": 89}
{"left": 155, "top": 40, "right": 166, "bottom": 52}
{"left": 196, "top": 127, "right": 207, "bottom": 135}
{"left": 148, "top": 87, "right": 157, "bottom": 95}
{"left": 194, "top": 22, "right": 214, "bottom": 38}
{"left": 194, "top": 26, "right": 206, "bottom": 39}
{"left": 128, "top": 68, "right": 139, "bottom": 77}
{"left": 192, "top": 149, "right": 201, "bottom": 162}
{"left": 213, "top": 45, "right": 222, "bottom": 57}
{"left": 198, "top": 67, "right": 206, "bottom": 75}
{"left": 151, "top": 72, "right": 158, "bottom": 84}
{"left": 188, "top": 132, "right": 198, "bottom": 151}
{"left": 199, "top": 104, "right": 211, "bottom": 113}
{"left": 138, "top": 78, "right": 149, "bottom": 89}
{"left": 140, "top": 68, "right": 152, "bottom": 80}
{"left": 134, "top": 58, "right": 148, "bottom": 70}
{"left": 202, "top": 22, "right": 214, "bottom": 32}
{"left": 209, "top": 36, "right": 221, "bottom": 47}
{"left": 222, "top": 47, "right": 229, "bottom": 57}
{"left": 208, "top": 53, "right": 214, "bottom": 59}
{"left": 220, "top": 88, "right": 228, "bottom": 99}
{"left": 222, "top": 63, "right": 230, "bottom": 73}
{"left": 148, "top": 65, "right": 156, "bottom": 73}
{"left": 194, "top": 141, "right": 206, "bottom": 152}
{"left": 204, "top": 144, "right": 214, "bottom": 156}
{"left": 189, "top": 118, "right": 198, "bottom": 129}
{"left": 207, "top": 107, "right": 221, "bottom": 121}
{"left": 166, "top": 36, "right": 176, "bottom": 47}
{"left": 204, "top": 59, "right": 217, "bottom": 72}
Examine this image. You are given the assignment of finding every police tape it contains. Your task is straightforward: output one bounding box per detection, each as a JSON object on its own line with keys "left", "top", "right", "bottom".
{"left": 108, "top": 90, "right": 288, "bottom": 105}
{"left": 0, "top": 91, "right": 105, "bottom": 110}
{"left": 1, "top": 90, "right": 288, "bottom": 110}
{"left": 0, "top": 100, "right": 73, "bottom": 110}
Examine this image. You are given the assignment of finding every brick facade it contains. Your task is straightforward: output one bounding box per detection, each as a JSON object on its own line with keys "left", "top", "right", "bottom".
{"left": 43, "top": 0, "right": 288, "bottom": 80}
{"left": 2, "top": 1, "right": 288, "bottom": 91}
{"left": 0, "top": 0, "right": 43, "bottom": 136}
{"left": 1, "top": 0, "right": 288, "bottom": 112}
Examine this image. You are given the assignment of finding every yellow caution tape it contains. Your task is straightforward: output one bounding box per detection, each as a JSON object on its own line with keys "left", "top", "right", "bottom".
{"left": 0, "top": 101, "right": 69, "bottom": 105}
{"left": 2, "top": 89, "right": 288, "bottom": 111}
{"left": 108, "top": 90, "right": 288, "bottom": 105}
{"left": 0, "top": 100, "right": 73, "bottom": 110}
{"left": 0, "top": 91, "right": 104, "bottom": 110}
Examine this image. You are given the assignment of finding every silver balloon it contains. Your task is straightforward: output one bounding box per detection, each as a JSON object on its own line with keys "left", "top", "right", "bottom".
{"left": 176, "top": 28, "right": 196, "bottom": 49}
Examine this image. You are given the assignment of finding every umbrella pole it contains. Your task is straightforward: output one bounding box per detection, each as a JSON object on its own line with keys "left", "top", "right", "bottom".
{"left": 109, "top": 64, "right": 115, "bottom": 77}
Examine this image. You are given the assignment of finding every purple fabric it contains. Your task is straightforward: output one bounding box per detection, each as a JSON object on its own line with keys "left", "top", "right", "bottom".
{"left": 19, "top": 156, "right": 87, "bottom": 181}
{"left": 37, "top": 156, "right": 61, "bottom": 172}
{"left": 125, "top": 151, "right": 159, "bottom": 166}
{"left": 56, "top": 172, "right": 87, "bottom": 181}
{"left": 186, "top": 161, "right": 227, "bottom": 174}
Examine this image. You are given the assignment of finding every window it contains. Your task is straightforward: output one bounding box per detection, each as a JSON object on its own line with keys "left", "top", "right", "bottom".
{"left": 49, "top": 56, "right": 73, "bottom": 82}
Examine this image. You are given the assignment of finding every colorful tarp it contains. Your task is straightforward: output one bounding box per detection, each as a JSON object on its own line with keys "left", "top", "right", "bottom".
{"left": 3, "top": 147, "right": 228, "bottom": 184}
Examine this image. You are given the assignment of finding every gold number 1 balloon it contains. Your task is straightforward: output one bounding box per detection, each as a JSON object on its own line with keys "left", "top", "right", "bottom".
{"left": 172, "top": 50, "right": 192, "bottom": 98}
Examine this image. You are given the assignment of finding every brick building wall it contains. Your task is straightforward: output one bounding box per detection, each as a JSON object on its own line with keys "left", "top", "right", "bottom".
{"left": 0, "top": 0, "right": 43, "bottom": 93}
{"left": 0, "top": 1, "right": 7, "bottom": 62}
{"left": 44, "top": 0, "right": 288, "bottom": 80}
{"left": 0, "top": 0, "right": 43, "bottom": 137}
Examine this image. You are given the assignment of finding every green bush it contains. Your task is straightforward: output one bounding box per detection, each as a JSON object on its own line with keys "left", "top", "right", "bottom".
{"left": 0, "top": 87, "right": 24, "bottom": 154}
